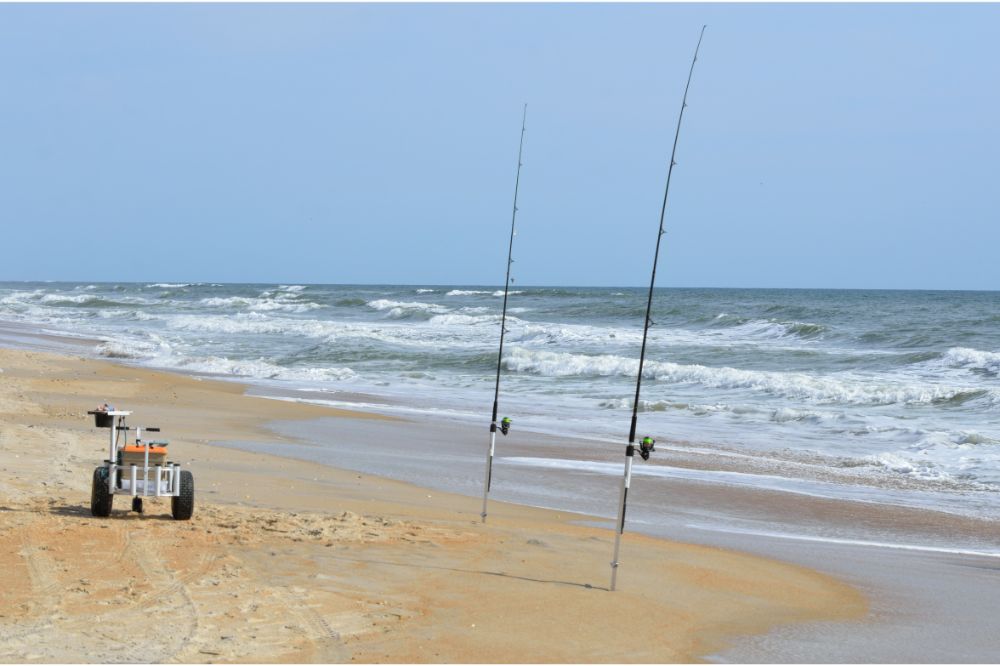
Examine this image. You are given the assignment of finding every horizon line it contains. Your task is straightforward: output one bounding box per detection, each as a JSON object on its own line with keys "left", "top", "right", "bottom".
{"left": 1, "top": 279, "right": 997, "bottom": 294}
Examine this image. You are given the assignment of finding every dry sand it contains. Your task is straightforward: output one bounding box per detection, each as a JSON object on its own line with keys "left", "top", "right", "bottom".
{"left": 0, "top": 347, "right": 865, "bottom": 662}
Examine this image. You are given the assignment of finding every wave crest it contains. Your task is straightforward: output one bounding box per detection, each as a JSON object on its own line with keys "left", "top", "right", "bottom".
{"left": 199, "top": 296, "right": 321, "bottom": 313}
{"left": 940, "top": 347, "right": 1000, "bottom": 376}
{"left": 446, "top": 289, "right": 489, "bottom": 296}
{"left": 366, "top": 299, "right": 450, "bottom": 319}
{"left": 503, "top": 348, "right": 986, "bottom": 406}
{"left": 172, "top": 356, "right": 356, "bottom": 382}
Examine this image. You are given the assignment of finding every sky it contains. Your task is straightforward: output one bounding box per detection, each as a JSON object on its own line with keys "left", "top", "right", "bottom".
{"left": 0, "top": 2, "right": 997, "bottom": 290}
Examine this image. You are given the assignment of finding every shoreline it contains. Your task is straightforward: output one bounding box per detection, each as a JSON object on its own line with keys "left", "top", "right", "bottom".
{"left": 5, "top": 313, "right": 992, "bottom": 525}
{"left": 0, "top": 344, "right": 867, "bottom": 662}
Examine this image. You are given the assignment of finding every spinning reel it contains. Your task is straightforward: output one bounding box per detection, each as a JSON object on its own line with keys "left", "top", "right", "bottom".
{"left": 499, "top": 417, "right": 512, "bottom": 436}
{"left": 638, "top": 436, "right": 655, "bottom": 461}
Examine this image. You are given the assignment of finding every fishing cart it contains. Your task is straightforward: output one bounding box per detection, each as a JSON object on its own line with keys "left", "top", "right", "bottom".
{"left": 87, "top": 407, "right": 194, "bottom": 520}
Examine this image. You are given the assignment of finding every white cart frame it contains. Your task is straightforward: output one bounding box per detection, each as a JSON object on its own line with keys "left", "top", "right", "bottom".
{"left": 97, "top": 411, "right": 182, "bottom": 498}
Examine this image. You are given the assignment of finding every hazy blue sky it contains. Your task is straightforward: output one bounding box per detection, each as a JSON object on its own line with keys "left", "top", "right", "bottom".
{"left": 1, "top": 3, "right": 997, "bottom": 289}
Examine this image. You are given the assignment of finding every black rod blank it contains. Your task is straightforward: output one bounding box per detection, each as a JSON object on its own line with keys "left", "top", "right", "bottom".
{"left": 481, "top": 104, "right": 527, "bottom": 522}
{"left": 611, "top": 26, "right": 707, "bottom": 592}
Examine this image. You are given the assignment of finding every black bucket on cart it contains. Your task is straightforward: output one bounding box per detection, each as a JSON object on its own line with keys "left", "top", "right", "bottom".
{"left": 91, "top": 411, "right": 113, "bottom": 428}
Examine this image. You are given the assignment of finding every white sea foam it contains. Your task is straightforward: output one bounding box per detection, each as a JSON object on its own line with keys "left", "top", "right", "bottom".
{"left": 598, "top": 397, "right": 679, "bottom": 413}
{"left": 769, "top": 406, "right": 836, "bottom": 423}
{"left": 510, "top": 322, "right": 641, "bottom": 347}
{"left": 38, "top": 293, "right": 105, "bottom": 304}
{"left": 868, "top": 452, "right": 936, "bottom": 476}
{"left": 428, "top": 313, "right": 501, "bottom": 326}
{"left": 503, "top": 347, "right": 986, "bottom": 406}
{"left": 95, "top": 331, "right": 174, "bottom": 360}
{"left": 939, "top": 347, "right": 1000, "bottom": 375}
{"left": 366, "top": 299, "right": 450, "bottom": 318}
{"left": 415, "top": 288, "right": 436, "bottom": 293}
{"left": 159, "top": 312, "right": 488, "bottom": 351}
{"left": 170, "top": 356, "right": 356, "bottom": 382}
{"left": 148, "top": 283, "right": 191, "bottom": 288}
{"left": 37, "top": 293, "right": 157, "bottom": 306}
{"left": 166, "top": 313, "right": 336, "bottom": 337}
{"left": 446, "top": 289, "right": 489, "bottom": 296}
{"left": 0, "top": 289, "right": 44, "bottom": 305}
{"left": 198, "top": 296, "right": 321, "bottom": 313}
{"left": 954, "top": 431, "right": 1000, "bottom": 446}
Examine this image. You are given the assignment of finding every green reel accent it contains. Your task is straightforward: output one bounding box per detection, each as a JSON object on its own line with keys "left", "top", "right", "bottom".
{"left": 639, "top": 436, "right": 655, "bottom": 460}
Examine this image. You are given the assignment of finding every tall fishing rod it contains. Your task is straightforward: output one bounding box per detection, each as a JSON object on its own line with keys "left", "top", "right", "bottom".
{"left": 609, "top": 26, "right": 706, "bottom": 592}
{"left": 481, "top": 103, "right": 527, "bottom": 523}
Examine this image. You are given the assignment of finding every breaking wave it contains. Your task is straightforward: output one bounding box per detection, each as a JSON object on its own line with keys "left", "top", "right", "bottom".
{"left": 366, "top": 299, "right": 450, "bottom": 319}
{"left": 446, "top": 289, "right": 489, "bottom": 296}
{"left": 170, "top": 356, "right": 356, "bottom": 382}
{"left": 503, "top": 347, "right": 988, "bottom": 406}
{"left": 95, "top": 337, "right": 355, "bottom": 383}
{"left": 939, "top": 347, "right": 1000, "bottom": 376}
{"left": 428, "top": 313, "right": 503, "bottom": 326}
{"left": 198, "top": 296, "right": 321, "bottom": 313}
{"left": 712, "top": 316, "right": 827, "bottom": 340}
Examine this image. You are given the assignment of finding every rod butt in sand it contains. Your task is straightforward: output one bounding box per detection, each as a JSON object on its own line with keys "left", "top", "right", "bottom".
{"left": 610, "top": 444, "right": 634, "bottom": 591}
{"left": 481, "top": 425, "right": 497, "bottom": 522}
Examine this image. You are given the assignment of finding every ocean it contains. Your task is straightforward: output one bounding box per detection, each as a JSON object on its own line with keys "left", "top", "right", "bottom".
{"left": 2, "top": 281, "right": 998, "bottom": 521}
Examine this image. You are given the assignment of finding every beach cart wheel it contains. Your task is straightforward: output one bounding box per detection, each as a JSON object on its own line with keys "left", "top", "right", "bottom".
{"left": 132, "top": 496, "right": 143, "bottom": 514}
{"left": 91, "top": 467, "right": 113, "bottom": 517}
{"left": 171, "top": 471, "right": 194, "bottom": 521}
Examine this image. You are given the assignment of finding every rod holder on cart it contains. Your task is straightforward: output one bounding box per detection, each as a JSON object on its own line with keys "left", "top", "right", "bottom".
{"left": 87, "top": 407, "right": 194, "bottom": 520}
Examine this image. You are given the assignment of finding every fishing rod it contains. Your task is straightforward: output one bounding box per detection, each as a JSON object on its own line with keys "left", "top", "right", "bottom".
{"left": 481, "top": 103, "right": 527, "bottom": 523}
{"left": 609, "top": 26, "right": 706, "bottom": 592}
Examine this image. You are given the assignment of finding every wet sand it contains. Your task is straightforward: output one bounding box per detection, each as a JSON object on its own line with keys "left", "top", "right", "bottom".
{"left": 0, "top": 346, "right": 865, "bottom": 662}
{"left": 238, "top": 400, "right": 1000, "bottom": 662}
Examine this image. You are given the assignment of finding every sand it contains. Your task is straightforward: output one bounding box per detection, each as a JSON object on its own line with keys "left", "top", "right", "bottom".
{"left": 0, "top": 347, "right": 865, "bottom": 663}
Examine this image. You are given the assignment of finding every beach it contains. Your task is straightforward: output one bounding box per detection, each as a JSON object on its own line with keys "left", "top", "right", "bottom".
{"left": 4, "top": 1, "right": 999, "bottom": 660}
{"left": 0, "top": 345, "right": 866, "bottom": 663}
